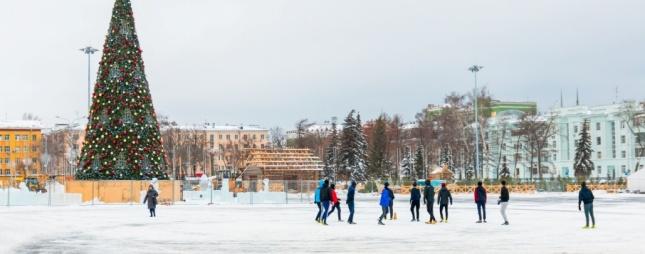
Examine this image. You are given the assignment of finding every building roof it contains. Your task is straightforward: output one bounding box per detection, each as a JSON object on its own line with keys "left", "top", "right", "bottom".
{"left": 0, "top": 120, "right": 42, "bottom": 130}
{"left": 242, "top": 148, "right": 323, "bottom": 172}
{"left": 174, "top": 124, "right": 268, "bottom": 132}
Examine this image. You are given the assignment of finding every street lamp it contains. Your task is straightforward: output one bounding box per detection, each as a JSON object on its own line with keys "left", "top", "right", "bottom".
{"left": 468, "top": 65, "right": 483, "bottom": 179}
{"left": 80, "top": 46, "right": 99, "bottom": 111}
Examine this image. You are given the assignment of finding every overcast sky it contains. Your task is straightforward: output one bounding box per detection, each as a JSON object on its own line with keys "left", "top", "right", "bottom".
{"left": 1, "top": 0, "right": 644, "bottom": 129}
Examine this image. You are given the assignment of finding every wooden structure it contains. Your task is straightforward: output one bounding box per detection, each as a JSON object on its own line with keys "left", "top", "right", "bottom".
{"left": 239, "top": 149, "right": 322, "bottom": 181}
{"left": 429, "top": 164, "right": 454, "bottom": 180}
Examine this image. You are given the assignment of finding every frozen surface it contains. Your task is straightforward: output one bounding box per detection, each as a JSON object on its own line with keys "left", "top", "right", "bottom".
{"left": 1, "top": 193, "right": 644, "bottom": 254}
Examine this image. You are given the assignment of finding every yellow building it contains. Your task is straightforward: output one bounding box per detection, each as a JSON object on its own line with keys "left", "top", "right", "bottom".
{"left": 0, "top": 121, "right": 43, "bottom": 186}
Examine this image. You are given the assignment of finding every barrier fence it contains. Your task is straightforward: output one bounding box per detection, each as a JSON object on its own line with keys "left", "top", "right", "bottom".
{"left": 0, "top": 177, "right": 631, "bottom": 206}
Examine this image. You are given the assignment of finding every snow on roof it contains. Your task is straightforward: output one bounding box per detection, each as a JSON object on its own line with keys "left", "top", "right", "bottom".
{"left": 0, "top": 120, "right": 42, "bottom": 130}
{"left": 176, "top": 124, "right": 268, "bottom": 131}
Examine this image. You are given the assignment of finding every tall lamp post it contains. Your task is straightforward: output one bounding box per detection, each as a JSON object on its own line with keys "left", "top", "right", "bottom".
{"left": 468, "top": 65, "right": 483, "bottom": 179}
{"left": 80, "top": 46, "right": 99, "bottom": 111}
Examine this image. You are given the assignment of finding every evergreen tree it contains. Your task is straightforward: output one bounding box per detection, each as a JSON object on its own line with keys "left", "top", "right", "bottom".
{"left": 414, "top": 146, "right": 425, "bottom": 179}
{"left": 77, "top": 0, "right": 168, "bottom": 180}
{"left": 400, "top": 147, "right": 413, "bottom": 180}
{"left": 574, "top": 119, "right": 594, "bottom": 180}
{"left": 323, "top": 121, "right": 339, "bottom": 180}
{"left": 367, "top": 115, "right": 388, "bottom": 179}
{"left": 439, "top": 145, "right": 454, "bottom": 171}
{"left": 339, "top": 110, "right": 368, "bottom": 182}
{"left": 500, "top": 156, "right": 511, "bottom": 180}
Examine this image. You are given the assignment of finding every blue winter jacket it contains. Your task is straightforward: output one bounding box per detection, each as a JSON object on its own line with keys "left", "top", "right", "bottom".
{"left": 314, "top": 180, "right": 323, "bottom": 203}
{"left": 379, "top": 189, "right": 391, "bottom": 207}
{"left": 578, "top": 187, "right": 594, "bottom": 205}
{"left": 346, "top": 185, "right": 356, "bottom": 204}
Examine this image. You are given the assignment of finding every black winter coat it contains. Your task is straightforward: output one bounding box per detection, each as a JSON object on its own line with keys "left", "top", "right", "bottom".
{"left": 410, "top": 187, "right": 421, "bottom": 202}
{"left": 500, "top": 186, "right": 510, "bottom": 202}
{"left": 437, "top": 187, "right": 452, "bottom": 205}
{"left": 423, "top": 186, "right": 435, "bottom": 203}
{"left": 320, "top": 185, "right": 331, "bottom": 202}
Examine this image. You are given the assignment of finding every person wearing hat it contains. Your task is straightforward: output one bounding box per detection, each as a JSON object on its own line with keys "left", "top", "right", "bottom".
{"left": 423, "top": 179, "right": 437, "bottom": 224}
{"left": 378, "top": 182, "right": 392, "bottom": 225}
{"left": 347, "top": 181, "right": 357, "bottom": 224}
{"left": 437, "top": 182, "right": 453, "bottom": 223}
{"left": 143, "top": 184, "right": 159, "bottom": 217}
{"left": 327, "top": 183, "right": 343, "bottom": 222}
{"left": 578, "top": 181, "right": 596, "bottom": 229}
{"left": 410, "top": 182, "right": 421, "bottom": 222}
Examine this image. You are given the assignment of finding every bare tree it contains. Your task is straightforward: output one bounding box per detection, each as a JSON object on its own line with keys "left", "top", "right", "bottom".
{"left": 619, "top": 101, "right": 645, "bottom": 172}
{"left": 270, "top": 126, "right": 286, "bottom": 148}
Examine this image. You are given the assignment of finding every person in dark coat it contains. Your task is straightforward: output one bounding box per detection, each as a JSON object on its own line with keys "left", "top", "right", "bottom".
{"left": 410, "top": 182, "right": 421, "bottom": 222}
{"left": 347, "top": 181, "right": 357, "bottom": 224}
{"left": 423, "top": 179, "right": 437, "bottom": 224}
{"left": 320, "top": 180, "right": 331, "bottom": 225}
{"left": 378, "top": 182, "right": 392, "bottom": 225}
{"left": 327, "top": 184, "right": 343, "bottom": 222}
{"left": 578, "top": 182, "right": 595, "bottom": 228}
{"left": 143, "top": 184, "right": 159, "bottom": 217}
{"left": 498, "top": 180, "right": 510, "bottom": 225}
{"left": 437, "top": 182, "right": 452, "bottom": 223}
{"left": 474, "top": 181, "right": 487, "bottom": 223}
{"left": 387, "top": 183, "right": 395, "bottom": 219}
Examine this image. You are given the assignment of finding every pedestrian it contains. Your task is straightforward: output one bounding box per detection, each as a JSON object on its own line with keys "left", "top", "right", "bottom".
{"left": 143, "top": 184, "right": 158, "bottom": 217}
{"left": 475, "top": 181, "right": 487, "bottom": 223}
{"left": 378, "top": 182, "right": 392, "bottom": 225}
{"left": 423, "top": 179, "right": 437, "bottom": 224}
{"left": 327, "top": 183, "right": 343, "bottom": 222}
{"left": 437, "top": 182, "right": 452, "bottom": 223}
{"left": 578, "top": 181, "right": 596, "bottom": 229}
{"left": 320, "top": 179, "right": 331, "bottom": 225}
{"left": 498, "top": 180, "right": 510, "bottom": 225}
{"left": 410, "top": 182, "right": 421, "bottom": 222}
{"left": 314, "top": 179, "right": 323, "bottom": 223}
{"left": 387, "top": 182, "right": 395, "bottom": 220}
{"left": 347, "top": 181, "right": 357, "bottom": 224}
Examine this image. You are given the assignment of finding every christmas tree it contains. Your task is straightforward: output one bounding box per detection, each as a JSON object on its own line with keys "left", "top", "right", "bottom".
{"left": 574, "top": 119, "right": 594, "bottom": 181}
{"left": 76, "top": 0, "right": 168, "bottom": 180}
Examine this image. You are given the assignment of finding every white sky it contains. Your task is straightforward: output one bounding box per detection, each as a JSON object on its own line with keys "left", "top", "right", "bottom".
{"left": 1, "top": 0, "right": 644, "bottom": 129}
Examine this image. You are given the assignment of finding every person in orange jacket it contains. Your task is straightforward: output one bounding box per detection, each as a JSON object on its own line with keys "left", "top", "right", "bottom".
{"left": 327, "top": 183, "right": 343, "bottom": 222}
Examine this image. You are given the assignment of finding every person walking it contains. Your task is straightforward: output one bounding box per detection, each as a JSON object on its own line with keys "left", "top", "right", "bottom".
{"left": 437, "top": 183, "right": 452, "bottom": 223}
{"left": 143, "top": 184, "right": 158, "bottom": 217}
{"left": 328, "top": 184, "right": 343, "bottom": 222}
{"left": 475, "top": 181, "right": 487, "bottom": 223}
{"left": 314, "top": 179, "right": 323, "bottom": 223}
{"left": 346, "top": 181, "right": 357, "bottom": 224}
{"left": 378, "top": 182, "right": 392, "bottom": 225}
{"left": 320, "top": 180, "right": 331, "bottom": 225}
{"left": 410, "top": 182, "right": 421, "bottom": 222}
{"left": 498, "top": 180, "right": 510, "bottom": 225}
{"left": 578, "top": 182, "right": 596, "bottom": 229}
{"left": 387, "top": 183, "right": 395, "bottom": 220}
{"left": 423, "top": 179, "right": 437, "bottom": 224}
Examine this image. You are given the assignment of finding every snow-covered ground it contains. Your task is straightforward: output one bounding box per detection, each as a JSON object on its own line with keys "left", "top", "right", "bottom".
{"left": 1, "top": 192, "right": 644, "bottom": 254}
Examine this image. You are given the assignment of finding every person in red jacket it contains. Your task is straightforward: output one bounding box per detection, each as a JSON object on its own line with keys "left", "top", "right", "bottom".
{"left": 474, "top": 181, "right": 487, "bottom": 223}
{"left": 327, "top": 183, "right": 343, "bottom": 222}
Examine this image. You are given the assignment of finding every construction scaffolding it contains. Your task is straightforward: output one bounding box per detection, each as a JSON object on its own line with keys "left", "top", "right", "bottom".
{"left": 240, "top": 148, "right": 323, "bottom": 181}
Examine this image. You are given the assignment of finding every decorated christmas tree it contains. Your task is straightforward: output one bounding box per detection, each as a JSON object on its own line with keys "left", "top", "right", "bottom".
{"left": 76, "top": 0, "right": 168, "bottom": 180}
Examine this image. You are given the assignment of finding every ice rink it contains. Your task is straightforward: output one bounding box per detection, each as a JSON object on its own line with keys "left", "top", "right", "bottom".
{"left": 1, "top": 192, "right": 644, "bottom": 254}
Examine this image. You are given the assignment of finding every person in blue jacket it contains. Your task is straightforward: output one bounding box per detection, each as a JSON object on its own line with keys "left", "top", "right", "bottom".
{"left": 378, "top": 182, "right": 392, "bottom": 225}
{"left": 410, "top": 182, "right": 421, "bottom": 222}
{"left": 578, "top": 181, "right": 596, "bottom": 229}
{"left": 347, "top": 181, "right": 357, "bottom": 224}
{"left": 314, "top": 179, "right": 323, "bottom": 223}
{"left": 474, "top": 181, "right": 487, "bottom": 223}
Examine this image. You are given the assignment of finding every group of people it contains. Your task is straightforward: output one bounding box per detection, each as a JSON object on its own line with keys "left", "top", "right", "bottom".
{"left": 314, "top": 180, "right": 597, "bottom": 228}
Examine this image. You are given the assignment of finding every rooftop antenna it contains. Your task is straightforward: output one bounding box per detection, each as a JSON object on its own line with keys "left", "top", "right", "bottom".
{"left": 576, "top": 88, "right": 580, "bottom": 106}
{"left": 615, "top": 86, "right": 619, "bottom": 104}
{"left": 560, "top": 89, "right": 564, "bottom": 108}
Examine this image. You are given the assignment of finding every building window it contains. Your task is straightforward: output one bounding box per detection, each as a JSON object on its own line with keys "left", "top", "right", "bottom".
{"left": 597, "top": 151, "right": 602, "bottom": 159}
{"left": 553, "top": 154, "right": 557, "bottom": 161}
{"left": 621, "top": 135, "right": 626, "bottom": 144}
{"left": 621, "top": 121, "right": 625, "bottom": 129}
{"left": 243, "top": 135, "right": 247, "bottom": 140}
{"left": 234, "top": 135, "right": 238, "bottom": 140}
{"left": 621, "top": 165, "right": 627, "bottom": 172}
{"left": 226, "top": 135, "right": 230, "bottom": 140}
{"left": 596, "top": 122, "right": 601, "bottom": 131}
{"left": 219, "top": 135, "right": 223, "bottom": 139}
{"left": 32, "top": 135, "right": 37, "bottom": 141}
{"left": 596, "top": 137, "right": 601, "bottom": 145}
{"left": 32, "top": 146, "right": 37, "bottom": 152}
{"left": 261, "top": 144, "right": 265, "bottom": 149}
{"left": 260, "top": 135, "right": 265, "bottom": 140}
{"left": 621, "top": 151, "right": 626, "bottom": 158}
{"left": 4, "top": 135, "right": 9, "bottom": 140}
{"left": 5, "top": 169, "right": 9, "bottom": 176}
{"left": 574, "top": 126, "right": 578, "bottom": 133}
{"left": 552, "top": 140, "right": 557, "bottom": 148}
{"left": 597, "top": 165, "right": 602, "bottom": 174}
{"left": 3, "top": 146, "right": 8, "bottom": 152}
{"left": 4, "top": 158, "right": 8, "bottom": 163}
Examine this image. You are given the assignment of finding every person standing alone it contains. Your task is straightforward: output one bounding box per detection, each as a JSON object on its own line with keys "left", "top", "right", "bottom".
{"left": 378, "top": 182, "right": 392, "bottom": 225}
{"left": 423, "top": 179, "right": 437, "bottom": 224}
{"left": 143, "top": 184, "right": 158, "bottom": 217}
{"left": 347, "top": 181, "right": 357, "bottom": 224}
{"left": 410, "top": 182, "right": 421, "bottom": 222}
{"left": 578, "top": 182, "right": 596, "bottom": 229}
{"left": 498, "top": 180, "right": 510, "bottom": 225}
{"left": 437, "top": 183, "right": 452, "bottom": 223}
{"left": 474, "top": 181, "right": 488, "bottom": 223}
